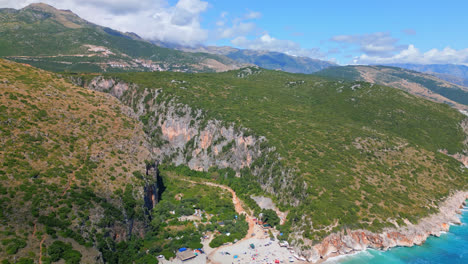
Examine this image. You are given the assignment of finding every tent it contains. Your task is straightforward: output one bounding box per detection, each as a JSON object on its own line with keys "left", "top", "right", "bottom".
{"left": 179, "top": 248, "right": 187, "bottom": 252}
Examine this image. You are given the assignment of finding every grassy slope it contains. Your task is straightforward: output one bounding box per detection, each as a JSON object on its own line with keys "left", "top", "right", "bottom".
{"left": 0, "top": 59, "right": 251, "bottom": 263}
{"left": 100, "top": 67, "right": 468, "bottom": 242}
{"left": 316, "top": 65, "right": 468, "bottom": 106}
{"left": 0, "top": 59, "right": 152, "bottom": 263}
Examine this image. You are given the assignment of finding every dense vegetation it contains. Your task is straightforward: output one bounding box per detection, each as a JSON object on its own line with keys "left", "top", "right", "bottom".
{"left": 147, "top": 168, "right": 249, "bottom": 255}
{"left": 94, "top": 66, "right": 468, "bottom": 244}
{"left": 2, "top": 44, "right": 468, "bottom": 260}
{"left": 0, "top": 59, "right": 258, "bottom": 263}
{"left": 0, "top": 59, "right": 154, "bottom": 263}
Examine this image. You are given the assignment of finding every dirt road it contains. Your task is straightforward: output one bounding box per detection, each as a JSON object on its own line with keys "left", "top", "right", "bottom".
{"left": 182, "top": 180, "right": 255, "bottom": 263}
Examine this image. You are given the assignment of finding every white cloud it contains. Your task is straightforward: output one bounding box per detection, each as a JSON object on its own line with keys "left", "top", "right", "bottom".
{"left": 219, "top": 22, "right": 257, "bottom": 39}
{"left": 0, "top": 0, "right": 209, "bottom": 46}
{"left": 215, "top": 10, "right": 261, "bottom": 40}
{"left": 231, "top": 34, "right": 325, "bottom": 59}
{"left": 354, "top": 45, "right": 468, "bottom": 65}
{"left": 332, "top": 31, "right": 468, "bottom": 65}
{"left": 331, "top": 32, "right": 406, "bottom": 57}
{"left": 243, "top": 11, "right": 261, "bottom": 20}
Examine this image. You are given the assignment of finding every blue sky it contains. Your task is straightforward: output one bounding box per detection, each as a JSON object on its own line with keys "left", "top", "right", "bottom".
{"left": 2, "top": 0, "right": 468, "bottom": 65}
{"left": 197, "top": 0, "right": 468, "bottom": 64}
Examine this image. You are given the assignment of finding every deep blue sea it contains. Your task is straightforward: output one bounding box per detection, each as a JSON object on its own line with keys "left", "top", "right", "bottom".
{"left": 326, "top": 203, "right": 468, "bottom": 264}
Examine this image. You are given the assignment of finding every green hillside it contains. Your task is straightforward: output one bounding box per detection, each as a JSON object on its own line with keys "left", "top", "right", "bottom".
{"left": 88, "top": 66, "right": 468, "bottom": 242}
{"left": 387, "top": 63, "right": 468, "bottom": 87}
{"left": 0, "top": 3, "right": 237, "bottom": 73}
{"left": 316, "top": 65, "right": 468, "bottom": 106}
{"left": 0, "top": 59, "right": 154, "bottom": 263}
{"left": 0, "top": 59, "right": 254, "bottom": 263}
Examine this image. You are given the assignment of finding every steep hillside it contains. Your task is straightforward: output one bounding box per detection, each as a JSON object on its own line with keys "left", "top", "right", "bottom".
{"left": 0, "top": 59, "right": 157, "bottom": 263}
{"left": 316, "top": 65, "right": 468, "bottom": 110}
{"left": 178, "top": 45, "right": 336, "bottom": 73}
{"left": 387, "top": 63, "right": 468, "bottom": 87}
{"left": 75, "top": 66, "right": 468, "bottom": 253}
{"left": 0, "top": 59, "right": 255, "bottom": 263}
{"left": 0, "top": 3, "right": 240, "bottom": 73}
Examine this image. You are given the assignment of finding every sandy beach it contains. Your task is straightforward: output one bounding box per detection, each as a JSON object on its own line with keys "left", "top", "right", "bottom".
{"left": 160, "top": 222, "right": 308, "bottom": 264}
{"left": 209, "top": 237, "right": 308, "bottom": 264}
{"left": 160, "top": 236, "right": 307, "bottom": 264}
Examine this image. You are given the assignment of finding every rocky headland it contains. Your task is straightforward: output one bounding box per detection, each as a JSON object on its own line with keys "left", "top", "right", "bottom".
{"left": 302, "top": 191, "right": 468, "bottom": 263}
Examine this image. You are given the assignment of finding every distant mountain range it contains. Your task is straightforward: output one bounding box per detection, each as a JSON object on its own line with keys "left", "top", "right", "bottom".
{"left": 385, "top": 64, "right": 468, "bottom": 87}
{"left": 316, "top": 65, "right": 468, "bottom": 110}
{"left": 175, "top": 45, "right": 338, "bottom": 74}
{"left": 0, "top": 3, "right": 241, "bottom": 73}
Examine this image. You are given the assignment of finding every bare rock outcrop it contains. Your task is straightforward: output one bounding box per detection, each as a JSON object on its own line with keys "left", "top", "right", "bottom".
{"left": 303, "top": 192, "right": 468, "bottom": 263}
{"left": 83, "top": 77, "right": 298, "bottom": 203}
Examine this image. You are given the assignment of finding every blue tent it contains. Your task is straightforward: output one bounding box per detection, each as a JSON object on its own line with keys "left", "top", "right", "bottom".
{"left": 179, "top": 248, "right": 187, "bottom": 252}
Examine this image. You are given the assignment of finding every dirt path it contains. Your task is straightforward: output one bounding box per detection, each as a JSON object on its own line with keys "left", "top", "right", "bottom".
{"left": 184, "top": 180, "right": 255, "bottom": 237}
{"left": 38, "top": 235, "right": 46, "bottom": 264}
{"left": 182, "top": 180, "right": 255, "bottom": 263}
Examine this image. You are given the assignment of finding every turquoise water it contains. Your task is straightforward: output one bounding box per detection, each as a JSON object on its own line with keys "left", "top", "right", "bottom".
{"left": 327, "top": 205, "right": 468, "bottom": 264}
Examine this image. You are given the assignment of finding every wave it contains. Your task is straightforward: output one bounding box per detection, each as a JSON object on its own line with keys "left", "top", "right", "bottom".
{"left": 323, "top": 250, "right": 373, "bottom": 263}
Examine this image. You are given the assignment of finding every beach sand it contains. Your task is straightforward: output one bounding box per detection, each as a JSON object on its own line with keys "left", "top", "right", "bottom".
{"left": 210, "top": 237, "right": 308, "bottom": 264}
{"left": 160, "top": 225, "right": 308, "bottom": 264}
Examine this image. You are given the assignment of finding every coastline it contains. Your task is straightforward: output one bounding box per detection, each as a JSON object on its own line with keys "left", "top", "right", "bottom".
{"left": 301, "top": 191, "right": 468, "bottom": 263}
{"left": 159, "top": 188, "right": 468, "bottom": 264}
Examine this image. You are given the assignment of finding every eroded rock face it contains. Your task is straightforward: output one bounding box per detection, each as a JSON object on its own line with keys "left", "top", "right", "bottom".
{"left": 88, "top": 76, "right": 134, "bottom": 99}
{"left": 84, "top": 77, "right": 296, "bottom": 202}
{"left": 302, "top": 192, "right": 468, "bottom": 263}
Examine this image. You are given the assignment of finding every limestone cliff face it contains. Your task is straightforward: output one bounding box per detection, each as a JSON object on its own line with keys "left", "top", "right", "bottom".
{"left": 301, "top": 192, "right": 468, "bottom": 263}
{"left": 81, "top": 77, "right": 295, "bottom": 201}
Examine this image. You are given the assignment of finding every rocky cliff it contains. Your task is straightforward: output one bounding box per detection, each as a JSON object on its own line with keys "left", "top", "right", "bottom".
{"left": 79, "top": 76, "right": 297, "bottom": 204}
{"left": 302, "top": 192, "right": 468, "bottom": 263}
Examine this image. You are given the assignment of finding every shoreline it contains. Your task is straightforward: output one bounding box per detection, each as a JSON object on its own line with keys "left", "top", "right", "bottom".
{"left": 159, "top": 185, "right": 468, "bottom": 264}
{"left": 303, "top": 191, "right": 468, "bottom": 263}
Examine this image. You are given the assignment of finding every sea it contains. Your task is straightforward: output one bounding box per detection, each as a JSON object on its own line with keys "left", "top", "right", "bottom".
{"left": 325, "top": 203, "right": 468, "bottom": 264}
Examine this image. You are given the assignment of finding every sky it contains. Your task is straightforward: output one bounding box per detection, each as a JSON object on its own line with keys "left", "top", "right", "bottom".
{"left": 1, "top": 0, "right": 468, "bottom": 65}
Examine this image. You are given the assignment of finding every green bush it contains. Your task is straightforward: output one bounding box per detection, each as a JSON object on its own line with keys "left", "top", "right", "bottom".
{"left": 48, "top": 240, "right": 82, "bottom": 264}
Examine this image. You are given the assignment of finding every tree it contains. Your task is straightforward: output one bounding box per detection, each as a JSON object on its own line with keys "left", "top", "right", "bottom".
{"left": 261, "top": 209, "right": 280, "bottom": 227}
